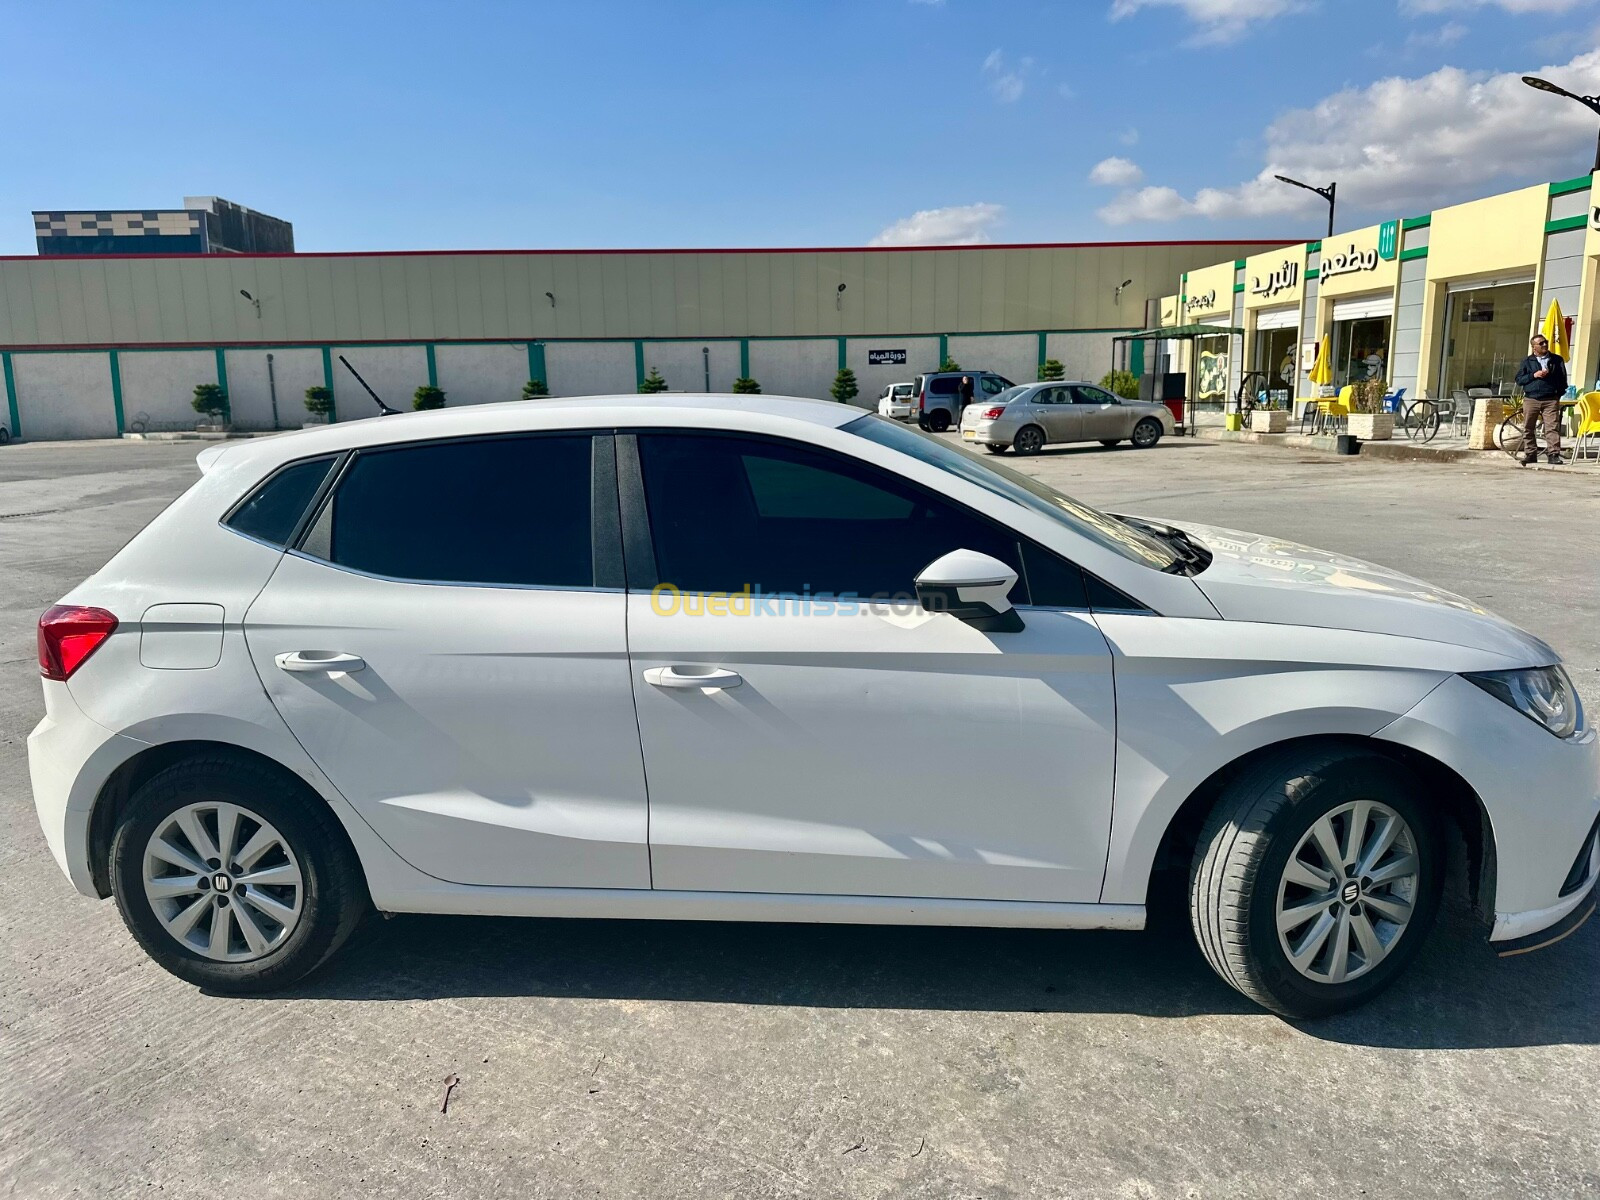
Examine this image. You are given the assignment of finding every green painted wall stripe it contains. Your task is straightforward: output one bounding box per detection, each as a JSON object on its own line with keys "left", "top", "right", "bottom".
{"left": 1129, "top": 338, "right": 1145, "bottom": 378}
{"left": 1545, "top": 214, "right": 1587, "bottom": 234}
{"left": 1232, "top": 283, "right": 1245, "bottom": 293}
{"left": 2, "top": 351, "right": 19, "bottom": 439}
{"left": 1399, "top": 246, "right": 1429, "bottom": 262}
{"left": 1550, "top": 174, "right": 1592, "bottom": 197}
{"left": 836, "top": 337, "right": 846, "bottom": 370}
{"left": 633, "top": 341, "right": 645, "bottom": 389}
{"left": 1305, "top": 268, "right": 1320, "bottom": 279}
{"left": 1234, "top": 259, "right": 1246, "bottom": 269}
{"left": 1306, "top": 240, "right": 1322, "bottom": 252}
{"left": 1401, "top": 215, "right": 1431, "bottom": 231}
{"left": 213, "top": 345, "right": 228, "bottom": 394}
{"left": 425, "top": 343, "right": 437, "bottom": 387}
{"left": 108, "top": 349, "right": 125, "bottom": 435}
{"left": 526, "top": 341, "right": 546, "bottom": 387}
{"left": 321, "top": 346, "right": 337, "bottom": 422}
{"left": 1036, "top": 331, "right": 1047, "bottom": 370}
{"left": 739, "top": 338, "right": 750, "bottom": 378}
{"left": 938, "top": 333, "right": 948, "bottom": 364}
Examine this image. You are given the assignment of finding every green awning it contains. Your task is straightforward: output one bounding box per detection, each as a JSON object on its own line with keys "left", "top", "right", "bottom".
{"left": 1114, "top": 323, "right": 1243, "bottom": 340}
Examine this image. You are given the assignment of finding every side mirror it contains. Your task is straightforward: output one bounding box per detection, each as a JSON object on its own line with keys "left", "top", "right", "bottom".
{"left": 915, "top": 549, "right": 1024, "bottom": 633}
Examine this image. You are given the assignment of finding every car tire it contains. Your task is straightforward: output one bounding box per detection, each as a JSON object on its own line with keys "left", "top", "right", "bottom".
{"left": 0, "top": 426, "right": 10, "bottom": 445}
{"left": 1012, "top": 425, "right": 1045, "bottom": 455}
{"left": 1099, "top": 439, "right": 1121, "bottom": 448}
{"left": 985, "top": 444, "right": 1008, "bottom": 454}
{"left": 928, "top": 410, "right": 951, "bottom": 433}
{"left": 1189, "top": 746, "right": 1443, "bottom": 1019}
{"left": 110, "top": 755, "right": 368, "bottom": 994}
{"left": 1131, "top": 418, "right": 1162, "bottom": 449}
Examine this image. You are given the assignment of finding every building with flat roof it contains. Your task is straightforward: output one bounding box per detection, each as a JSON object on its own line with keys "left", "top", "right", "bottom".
{"left": 0, "top": 237, "right": 1276, "bottom": 439}
{"left": 32, "top": 196, "right": 294, "bottom": 257}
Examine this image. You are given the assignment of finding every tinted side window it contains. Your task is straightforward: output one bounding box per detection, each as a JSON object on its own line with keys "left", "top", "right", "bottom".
{"left": 310, "top": 436, "right": 593, "bottom": 587}
{"left": 929, "top": 378, "right": 960, "bottom": 395}
{"left": 637, "top": 433, "right": 1027, "bottom": 602}
{"left": 225, "top": 456, "right": 336, "bottom": 547}
{"left": 1021, "top": 542, "right": 1088, "bottom": 608}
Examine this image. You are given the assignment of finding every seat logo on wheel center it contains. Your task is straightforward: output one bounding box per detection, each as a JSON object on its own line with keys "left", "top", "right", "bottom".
{"left": 212, "top": 873, "right": 233, "bottom": 894}
{"left": 1340, "top": 880, "right": 1360, "bottom": 905}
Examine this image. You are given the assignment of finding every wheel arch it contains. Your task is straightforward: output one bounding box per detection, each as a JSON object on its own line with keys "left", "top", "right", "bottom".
{"left": 87, "top": 740, "right": 365, "bottom": 901}
{"left": 1147, "top": 734, "right": 1494, "bottom": 923}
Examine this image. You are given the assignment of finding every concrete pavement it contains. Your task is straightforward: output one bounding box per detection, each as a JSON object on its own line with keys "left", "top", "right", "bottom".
{"left": 1, "top": 435, "right": 1597, "bottom": 1198}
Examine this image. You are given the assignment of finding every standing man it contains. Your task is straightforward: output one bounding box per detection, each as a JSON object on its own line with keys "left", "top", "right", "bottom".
{"left": 1514, "top": 334, "right": 1567, "bottom": 465}
{"left": 959, "top": 375, "right": 974, "bottom": 414}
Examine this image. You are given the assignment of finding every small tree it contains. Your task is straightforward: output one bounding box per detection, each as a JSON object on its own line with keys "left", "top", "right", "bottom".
{"left": 938, "top": 356, "right": 962, "bottom": 373}
{"left": 830, "top": 368, "right": 859, "bottom": 405}
{"left": 413, "top": 385, "right": 447, "bottom": 411}
{"left": 731, "top": 376, "right": 762, "bottom": 394}
{"left": 1038, "top": 358, "right": 1065, "bottom": 382}
{"left": 304, "top": 385, "right": 335, "bottom": 418}
{"left": 521, "top": 378, "right": 549, "bottom": 399}
{"left": 191, "top": 383, "right": 229, "bottom": 423}
{"left": 1099, "top": 370, "right": 1140, "bottom": 399}
{"left": 638, "top": 367, "right": 669, "bottom": 394}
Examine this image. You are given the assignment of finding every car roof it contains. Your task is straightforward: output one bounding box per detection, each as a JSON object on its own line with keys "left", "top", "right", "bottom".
{"left": 197, "top": 393, "right": 861, "bottom": 475}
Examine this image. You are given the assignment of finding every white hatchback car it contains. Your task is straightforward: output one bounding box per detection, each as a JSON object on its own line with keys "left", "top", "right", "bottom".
{"left": 29, "top": 396, "right": 1599, "bottom": 1017}
{"left": 876, "top": 381, "right": 915, "bottom": 420}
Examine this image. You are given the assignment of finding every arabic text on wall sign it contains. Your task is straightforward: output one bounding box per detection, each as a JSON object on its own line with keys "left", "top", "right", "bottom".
{"left": 1250, "top": 261, "right": 1300, "bottom": 298}
{"left": 1188, "top": 289, "right": 1218, "bottom": 311}
{"left": 1321, "top": 243, "right": 1380, "bottom": 280}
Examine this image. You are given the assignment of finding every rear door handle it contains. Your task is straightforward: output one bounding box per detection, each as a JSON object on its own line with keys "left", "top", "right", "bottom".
{"left": 275, "top": 650, "right": 366, "bottom": 674}
{"left": 644, "top": 665, "right": 743, "bottom": 690}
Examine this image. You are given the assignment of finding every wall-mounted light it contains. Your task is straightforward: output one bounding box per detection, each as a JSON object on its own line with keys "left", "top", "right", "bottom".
{"left": 238, "top": 288, "right": 262, "bottom": 319}
{"left": 836, "top": 282, "right": 847, "bottom": 311}
{"left": 1113, "top": 279, "right": 1134, "bottom": 306}
{"left": 545, "top": 291, "right": 557, "bottom": 308}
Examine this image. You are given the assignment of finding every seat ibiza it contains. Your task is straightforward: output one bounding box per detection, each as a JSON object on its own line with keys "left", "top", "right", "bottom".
{"left": 29, "top": 396, "right": 1599, "bottom": 1017}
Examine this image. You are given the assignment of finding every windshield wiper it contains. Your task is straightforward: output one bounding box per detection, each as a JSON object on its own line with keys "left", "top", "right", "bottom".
{"left": 1115, "top": 516, "right": 1211, "bottom": 576}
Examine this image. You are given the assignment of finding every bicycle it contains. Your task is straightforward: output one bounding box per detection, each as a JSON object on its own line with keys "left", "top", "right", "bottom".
{"left": 1399, "top": 396, "right": 1442, "bottom": 443}
{"left": 1236, "top": 371, "right": 1268, "bottom": 422}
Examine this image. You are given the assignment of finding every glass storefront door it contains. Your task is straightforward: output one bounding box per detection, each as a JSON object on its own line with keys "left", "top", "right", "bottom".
{"left": 1438, "top": 280, "right": 1535, "bottom": 397}
{"left": 1330, "top": 315, "right": 1391, "bottom": 386}
{"left": 1253, "top": 326, "right": 1297, "bottom": 404}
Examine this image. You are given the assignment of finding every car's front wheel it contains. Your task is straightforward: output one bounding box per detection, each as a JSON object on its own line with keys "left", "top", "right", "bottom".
{"left": 110, "top": 756, "right": 367, "bottom": 993}
{"left": 985, "top": 444, "right": 1008, "bottom": 454}
{"left": 1189, "top": 747, "right": 1443, "bottom": 1018}
{"left": 1131, "top": 418, "right": 1163, "bottom": 449}
{"left": 1099, "top": 439, "right": 1121, "bottom": 448}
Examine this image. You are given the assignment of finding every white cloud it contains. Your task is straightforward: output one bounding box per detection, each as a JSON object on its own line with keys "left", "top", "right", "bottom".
{"left": 1097, "top": 49, "right": 1600, "bottom": 225}
{"left": 870, "top": 203, "right": 1005, "bottom": 246}
{"left": 908, "top": 0, "right": 945, "bottom": 6}
{"left": 1120, "top": 128, "right": 1141, "bottom": 146}
{"left": 981, "top": 49, "right": 1031, "bottom": 102}
{"left": 1090, "top": 156, "right": 1145, "bottom": 186}
{"left": 1109, "top": 0, "right": 1302, "bottom": 44}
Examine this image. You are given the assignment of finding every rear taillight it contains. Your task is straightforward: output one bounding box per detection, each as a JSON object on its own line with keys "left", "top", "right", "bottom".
{"left": 981, "top": 406, "right": 1006, "bottom": 420}
{"left": 38, "top": 605, "right": 118, "bottom": 681}
{"left": 917, "top": 390, "right": 926, "bottom": 412}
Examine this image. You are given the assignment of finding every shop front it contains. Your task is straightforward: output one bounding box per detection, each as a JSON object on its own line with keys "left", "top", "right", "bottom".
{"left": 1242, "top": 246, "right": 1307, "bottom": 407}
{"left": 1181, "top": 262, "right": 1238, "bottom": 407}
{"left": 1316, "top": 223, "right": 1399, "bottom": 391}
{"left": 1436, "top": 276, "right": 1535, "bottom": 395}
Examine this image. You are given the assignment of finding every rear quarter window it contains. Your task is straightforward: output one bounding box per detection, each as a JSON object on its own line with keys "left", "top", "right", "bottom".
{"left": 223, "top": 456, "right": 338, "bottom": 547}
{"left": 929, "top": 378, "right": 959, "bottom": 395}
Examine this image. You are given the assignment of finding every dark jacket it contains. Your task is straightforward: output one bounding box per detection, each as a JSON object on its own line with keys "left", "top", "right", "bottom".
{"left": 1515, "top": 352, "right": 1567, "bottom": 399}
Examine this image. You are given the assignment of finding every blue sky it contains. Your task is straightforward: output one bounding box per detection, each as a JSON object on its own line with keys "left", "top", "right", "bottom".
{"left": 2, "top": 0, "right": 1598, "bottom": 254}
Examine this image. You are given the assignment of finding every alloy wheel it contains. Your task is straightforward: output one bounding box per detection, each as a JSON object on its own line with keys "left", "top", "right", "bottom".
{"left": 1275, "top": 800, "right": 1419, "bottom": 985}
{"left": 142, "top": 801, "right": 305, "bottom": 962}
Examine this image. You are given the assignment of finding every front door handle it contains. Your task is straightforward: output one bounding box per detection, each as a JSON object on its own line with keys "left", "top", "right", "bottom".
{"left": 644, "top": 665, "right": 743, "bottom": 690}
{"left": 275, "top": 650, "right": 366, "bottom": 674}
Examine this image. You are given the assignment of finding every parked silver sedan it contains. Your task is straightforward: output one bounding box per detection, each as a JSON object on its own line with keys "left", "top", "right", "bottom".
{"left": 959, "top": 381, "right": 1175, "bottom": 455}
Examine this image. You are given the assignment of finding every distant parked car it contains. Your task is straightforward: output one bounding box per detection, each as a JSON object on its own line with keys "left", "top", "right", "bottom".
{"left": 913, "top": 371, "right": 1014, "bottom": 432}
{"left": 877, "top": 382, "right": 915, "bottom": 420}
{"left": 960, "top": 381, "right": 1174, "bottom": 455}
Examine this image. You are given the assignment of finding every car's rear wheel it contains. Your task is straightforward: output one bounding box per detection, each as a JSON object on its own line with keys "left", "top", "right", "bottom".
{"left": 1131, "top": 418, "right": 1162, "bottom": 449}
{"left": 1188, "top": 747, "right": 1443, "bottom": 1019}
{"left": 111, "top": 756, "right": 367, "bottom": 993}
{"left": 1012, "top": 425, "right": 1045, "bottom": 455}
{"left": 1099, "top": 439, "right": 1121, "bottom": 448}
{"left": 928, "top": 410, "right": 951, "bottom": 433}
{"left": 985, "top": 444, "right": 1008, "bottom": 454}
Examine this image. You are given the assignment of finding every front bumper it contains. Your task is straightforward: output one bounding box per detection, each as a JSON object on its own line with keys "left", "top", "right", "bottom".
{"left": 1377, "top": 673, "right": 1600, "bottom": 951}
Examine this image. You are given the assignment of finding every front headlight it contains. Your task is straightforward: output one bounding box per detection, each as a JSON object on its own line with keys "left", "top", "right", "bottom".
{"left": 1464, "top": 666, "right": 1584, "bottom": 739}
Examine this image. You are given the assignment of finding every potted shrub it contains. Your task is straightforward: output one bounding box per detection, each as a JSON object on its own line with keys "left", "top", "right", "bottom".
{"left": 413, "top": 385, "right": 447, "bottom": 411}
{"left": 1345, "top": 377, "right": 1393, "bottom": 440}
{"left": 938, "top": 356, "right": 962, "bottom": 373}
{"left": 191, "top": 383, "right": 230, "bottom": 430}
{"left": 830, "top": 367, "right": 859, "bottom": 405}
{"left": 522, "top": 378, "right": 549, "bottom": 399}
{"left": 638, "top": 367, "right": 669, "bottom": 394}
{"left": 1250, "top": 406, "right": 1289, "bottom": 434}
{"left": 303, "top": 385, "right": 335, "bottom": 426}
{"left": 1098, "top": 369, "right": 1140, "bottom": 399}
{"left": 731, "top": 376, "right": 761, "bottom": 394}
{"left": 1037, "top": 358, "right": 1065, "bottom": 382}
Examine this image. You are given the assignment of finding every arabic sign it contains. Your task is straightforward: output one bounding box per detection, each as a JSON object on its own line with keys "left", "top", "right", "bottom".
{"left": 867, "top": 349, "right": 907, "bottom": 365}
{"left": 1321, "top": 242, "right": 1381, "bottom": 280}
{"left": 1250, "top": 261, "right": 1300, "bottom": 298}
{"left": 1187, "top": 288, "right": 1219, "bottom": 312}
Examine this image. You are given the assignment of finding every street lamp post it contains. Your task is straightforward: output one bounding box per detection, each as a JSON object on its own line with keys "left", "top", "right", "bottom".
{"left": 1274, "top": 175, "right": 1337, "bottom": 239}
{"left": 1522, "top": 75, "right": 1600, "bottom": 173}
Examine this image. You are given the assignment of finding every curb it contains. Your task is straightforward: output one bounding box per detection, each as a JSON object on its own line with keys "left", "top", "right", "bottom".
{"left": 1189, "top": 426, "right": 1507, "bottom": 465}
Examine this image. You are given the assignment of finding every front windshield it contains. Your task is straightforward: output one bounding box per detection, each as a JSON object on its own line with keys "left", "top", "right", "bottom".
{"left": 844, "top": 415, "right": 1180, "bottom": 570}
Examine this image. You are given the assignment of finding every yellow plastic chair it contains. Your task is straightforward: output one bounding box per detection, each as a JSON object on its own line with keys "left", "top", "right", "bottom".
{"left": 1317, "top": 388, "right": 1352, "bottom": 434}
{"left": 1572, "top": 391, "right": 1600, "bottom": 460}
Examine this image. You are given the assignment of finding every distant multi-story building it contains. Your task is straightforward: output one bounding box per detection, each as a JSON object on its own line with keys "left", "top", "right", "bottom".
{"left": 31, "top": 196, "right": 293, "bottom": 256}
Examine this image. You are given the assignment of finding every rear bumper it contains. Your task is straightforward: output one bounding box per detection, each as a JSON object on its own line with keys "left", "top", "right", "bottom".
{"left": 960, "top": 421, "right": 1006, "bottom": 444}
{"left": 27, "top": 680, "right": 135, "bottom": 898}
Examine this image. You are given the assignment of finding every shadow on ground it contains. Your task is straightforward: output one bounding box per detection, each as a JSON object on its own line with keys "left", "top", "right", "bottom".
{"left": 267, "top": 890, "right": 1597, "bottom": 1052}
